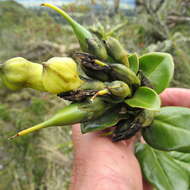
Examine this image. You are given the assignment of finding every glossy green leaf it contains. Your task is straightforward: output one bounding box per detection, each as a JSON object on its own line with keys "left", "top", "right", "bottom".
{"left": 168, "top": 151, "right": 190, "bottom": 163}
{"left": 171, "top": 159, "right": 190, "bottom": 179}
{"left": 81, "top": 108, "right": 123, "bottom": 133}
{"left": 128, "top": 53, "right": 139, "bottom": 74}
{"left": 143, "top": 106, "right": 190, "bottom": 153}
{"left": 139, "top": 52, "right": 174, "bottom": 94}
{"left": 135, "top": 143, "right": 189, "bottom": 190}
{"left": 166, "top": 151, "right": 190, "bottom": 178}
{"left": 125, "top": 87, "right": 161, "bottom": 110}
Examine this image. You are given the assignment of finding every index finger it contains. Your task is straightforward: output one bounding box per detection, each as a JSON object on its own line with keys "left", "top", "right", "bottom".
{"left": 160, "top": 88, "right": 190, "bottom": 107}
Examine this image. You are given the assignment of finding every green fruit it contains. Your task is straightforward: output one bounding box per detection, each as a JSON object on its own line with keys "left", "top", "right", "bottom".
{"left": 105, "top": 37, "right": 129, "bottom": 67}
{"left": 9, "top": 97, "right": 110, "bottom": 138}
{"left": 110, "top": 64, "right": 140, "bottom": 86}
{"left": 42, "top": 3, "right": 108, "bottom": 61}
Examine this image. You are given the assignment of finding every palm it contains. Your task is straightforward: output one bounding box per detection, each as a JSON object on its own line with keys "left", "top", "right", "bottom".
{"left": 70, "top": 88, "right": 190, "bottom": 190}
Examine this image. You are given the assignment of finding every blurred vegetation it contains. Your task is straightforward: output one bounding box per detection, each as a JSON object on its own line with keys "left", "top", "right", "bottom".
{"left": 0, "top": 0, "right": 189, "bottom": 189}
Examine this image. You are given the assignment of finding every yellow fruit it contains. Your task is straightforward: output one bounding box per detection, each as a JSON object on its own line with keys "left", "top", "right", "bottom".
{"left": 0, "top": 57, "right": 83, "bottom": 94}
{"left": 27, "top": 62, "right": 45, "bottom": 91}
{"left": 2, "top": 57, "right": 29, "bottom": 82}
{"left": 42, "top": 57, "right": 83, "bottom": 94}
{"left": 0, "top": 57, "right": 45, "bottom": 91}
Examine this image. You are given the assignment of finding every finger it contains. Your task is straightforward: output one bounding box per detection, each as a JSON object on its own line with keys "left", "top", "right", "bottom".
{"left": 72, "top": 123, "right": 137, "bottom": 154}
{"left": 160, "top": 88, "right": 190, "bottom": 107}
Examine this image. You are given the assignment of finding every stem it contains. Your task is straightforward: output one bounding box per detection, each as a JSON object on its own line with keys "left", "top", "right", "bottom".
{"left": 94, "top": 59, "right": 108, "bottom": 67}
{"left": 90, "top": 89, "right": 109, "bottom": 101}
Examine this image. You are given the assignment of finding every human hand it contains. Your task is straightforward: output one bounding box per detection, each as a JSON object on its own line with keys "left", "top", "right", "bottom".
{"left": 70, "top": 88, "right": 190, "bottom": 190}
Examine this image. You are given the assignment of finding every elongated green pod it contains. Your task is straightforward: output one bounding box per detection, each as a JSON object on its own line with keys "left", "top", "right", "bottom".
{"left": 110, "top": 64, "right": 140, "bottom": 86}
{"left": 9, "top": 98, "right": 110, "bottom": 138}
{"left": 86, "top": 37, "right": 108, "bottom": 60}
{"left": 42, "top": 3, "right": 108, "bottom": 60}
{"left": 42, "top": 3, "right": 92, "bottom": 51}
{"left": 105, "top": 37, "right": 129, "bottom": 67}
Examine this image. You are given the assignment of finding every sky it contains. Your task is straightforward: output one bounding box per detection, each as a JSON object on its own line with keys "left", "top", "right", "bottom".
{"left": 10, "top": 0, "right": 135, "bottom": 8}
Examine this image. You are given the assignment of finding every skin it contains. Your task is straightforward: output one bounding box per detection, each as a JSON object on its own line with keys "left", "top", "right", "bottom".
{"left": 70, "top": 88, "right": 190, "bottom": 190}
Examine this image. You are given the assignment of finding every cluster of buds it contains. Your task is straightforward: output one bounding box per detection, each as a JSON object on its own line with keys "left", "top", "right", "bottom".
{"left": 0, "top": 4, "right": 174, "bottom": 141}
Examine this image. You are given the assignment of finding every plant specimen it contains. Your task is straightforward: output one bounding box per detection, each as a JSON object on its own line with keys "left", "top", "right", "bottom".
{"left": 0, "top": 3, "right": 190, "bottom": 190}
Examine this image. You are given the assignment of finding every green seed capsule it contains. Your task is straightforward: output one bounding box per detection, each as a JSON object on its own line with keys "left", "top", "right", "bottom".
{"left": 9, "top": 97, "right": 110, "bottom": 138}
{"left": 87, "top": 37, "right": 108, "bottom": 60}
{"left": 110, "top": 64, "right": 140, "bottom": 86}
{"left": 137, "top": 110, "right": 156, "bottom": 127}
{"left": 105, "top": 37, "right": 129, "bottom": 67}
{"left": 42, "top": 3, "right": 108, "bottom": 60}
{"left": 42, "top": 3, "right": 92, "bottom": 51}
{"left": 106, "top": 81, "right": 132, "bottom": 98}
{"left": 91, "top": 81, "right": 132, "bottom": 104}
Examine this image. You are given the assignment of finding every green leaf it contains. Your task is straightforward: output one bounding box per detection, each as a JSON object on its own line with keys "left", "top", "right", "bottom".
{"left": 139, "top": 52, "right": 174, "bottom": 94}
{"left": 166, "top": 151, "right": 190, "bottom": 178}
{"left": 143, "top": 106, "right": 190, "bottom": 152}
{"left": 81, "top": 108, "right": 123, "bottom": 133}
{"left": 128, "top": 53, "right": 139, "bottom": 74}
{"left": 125, "top": 87, "right": 161, "bottom": 110}
{"left": 135, "top": 143, "right": 189, "bottom": 190}
{"left": 168, "top": 151, "right": 190, "bottom": 163}
{"left": 170, "top": 158, "right": 190, "bottom": 179}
